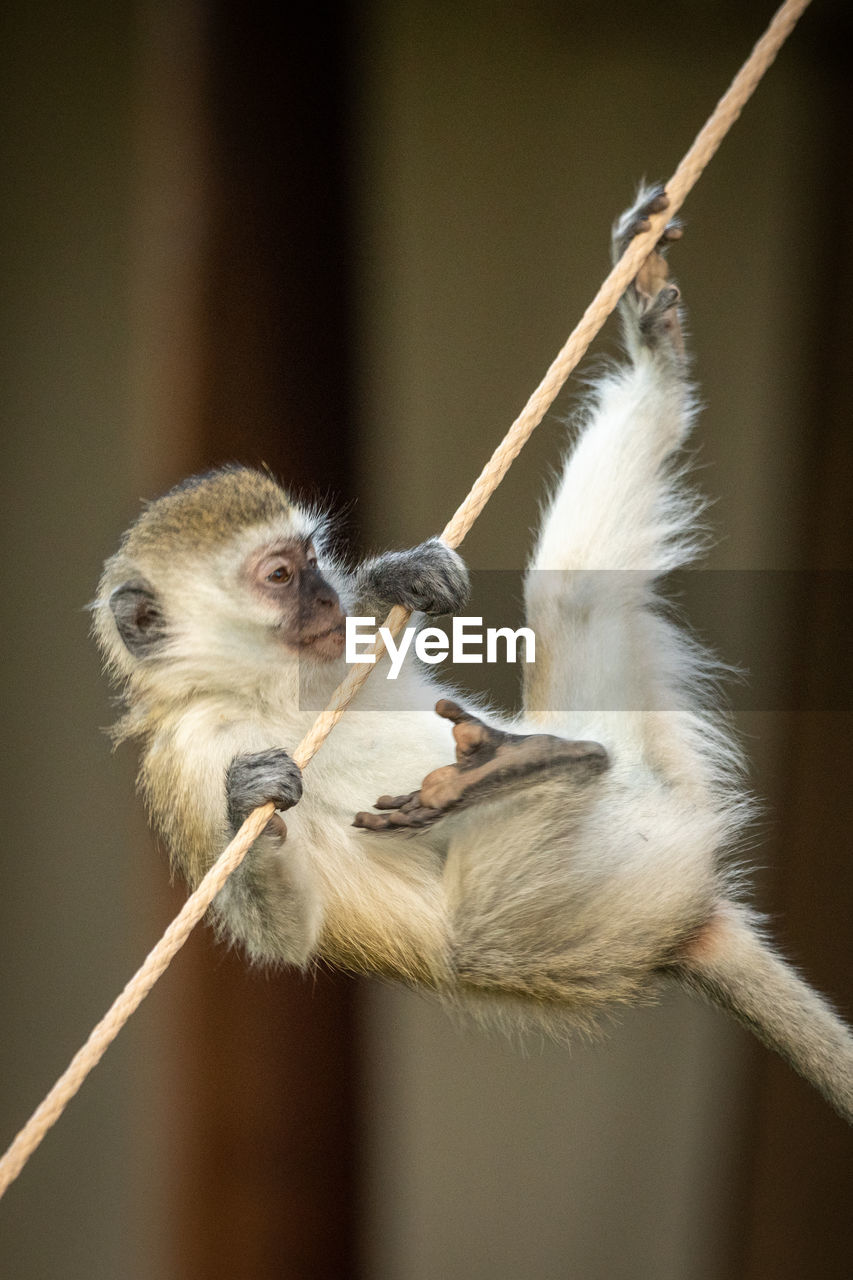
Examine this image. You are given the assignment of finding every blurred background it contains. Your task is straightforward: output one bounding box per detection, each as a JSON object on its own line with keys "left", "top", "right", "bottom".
{"left": 1, "top": 1, "right": 851, "bottom": 1276}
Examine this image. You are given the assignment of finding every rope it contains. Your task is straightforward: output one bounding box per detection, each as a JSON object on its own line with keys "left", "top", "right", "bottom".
{"left": 0, "top": 0, "right": 812, "bottom": 1201}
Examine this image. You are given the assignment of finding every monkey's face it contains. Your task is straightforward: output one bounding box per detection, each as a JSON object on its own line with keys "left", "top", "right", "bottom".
{"left": 101, "top": 536, "right": 346, "bottom": 675}
{"left": 94, "top": 469, "right": 351, "bottom": 684}
{"left": 246, "top": 540, "right": 346, "bottom": 662}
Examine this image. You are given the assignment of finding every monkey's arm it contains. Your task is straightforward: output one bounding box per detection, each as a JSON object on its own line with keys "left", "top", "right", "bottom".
{"left": 142, "top": 722, "right": 323, "bottom": 966}
{"left": 353, "top": 539, "right": 469, "bottom": 616}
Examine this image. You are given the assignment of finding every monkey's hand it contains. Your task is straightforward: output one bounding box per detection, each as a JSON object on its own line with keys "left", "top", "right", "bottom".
{"left": 353, "top": 700, "right": 608, "bottom": 830}
{"left": 354, "top": 539, "right": 469, "bottom": 616}
{"left": 226, "top": 748, "right": 303, "bottom": 838}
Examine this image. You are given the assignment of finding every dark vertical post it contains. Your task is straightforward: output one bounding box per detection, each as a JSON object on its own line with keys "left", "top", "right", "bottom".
{"left": 173, "top": 6, "right": 362, "bottom": 1277}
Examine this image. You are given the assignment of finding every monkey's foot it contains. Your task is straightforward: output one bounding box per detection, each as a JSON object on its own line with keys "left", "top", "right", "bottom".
{"left": 612, "top": 187, "right": 684, "bottom": 350}
{"left": 353, "top": 699, "right": 608, "bottom": 830}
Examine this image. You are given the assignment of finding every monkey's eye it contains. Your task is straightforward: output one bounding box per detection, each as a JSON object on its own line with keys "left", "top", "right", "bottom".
{"left": 267, "top": 565, "right": 293, "bottom": 584}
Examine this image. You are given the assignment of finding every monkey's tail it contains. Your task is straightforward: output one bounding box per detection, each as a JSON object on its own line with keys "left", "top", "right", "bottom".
{"left": 676, "top": 902, "right": 853, "bottom": 1124}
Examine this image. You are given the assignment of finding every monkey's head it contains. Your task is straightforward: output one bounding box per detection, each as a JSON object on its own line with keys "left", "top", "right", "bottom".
{"left": 93, "top": 467, "right": 347, "bottom": 696}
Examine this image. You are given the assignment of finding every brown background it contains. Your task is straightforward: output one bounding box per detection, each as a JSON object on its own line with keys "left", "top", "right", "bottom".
{"left": 1, "top": 1, "right": 851, "bottom": 1277}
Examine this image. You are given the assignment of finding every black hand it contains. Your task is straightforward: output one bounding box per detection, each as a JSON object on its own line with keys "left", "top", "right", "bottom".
{"left": 356, "top": 539, "right": 469, "bottom": 615}
{"left": 226, "top": 748, "right": 303, "bottom": 831}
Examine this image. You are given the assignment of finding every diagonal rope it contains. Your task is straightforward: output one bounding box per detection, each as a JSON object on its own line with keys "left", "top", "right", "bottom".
{"left": 0, "top": 0, "right": 812, "bottom": 1201}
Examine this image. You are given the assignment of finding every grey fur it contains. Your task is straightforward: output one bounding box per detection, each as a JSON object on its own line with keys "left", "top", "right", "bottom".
{"left": 226, "top": 749, "right": 303, "bottom": 832}
{"left": 355, "top": 538, "right": 470, "bottom": 616}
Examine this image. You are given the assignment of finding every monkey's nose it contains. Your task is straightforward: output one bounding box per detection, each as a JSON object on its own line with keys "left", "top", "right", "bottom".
{"left": 302, "top": 568, "right": 343, "bottom": 615}
{"left": 311, "top": 583, "right": 342, "bottom": 615}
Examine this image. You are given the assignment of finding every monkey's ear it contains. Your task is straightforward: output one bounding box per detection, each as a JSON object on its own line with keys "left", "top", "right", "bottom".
{"left": 109, "top": 578, "right": 166, "bottom": 657}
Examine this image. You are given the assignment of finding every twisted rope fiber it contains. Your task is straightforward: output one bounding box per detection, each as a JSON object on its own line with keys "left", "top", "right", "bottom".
{"left": 0, "top": 0, "right": 812, "bottom": 1201}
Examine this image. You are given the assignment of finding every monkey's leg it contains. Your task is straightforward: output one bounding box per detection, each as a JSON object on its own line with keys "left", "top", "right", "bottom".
{"left": 353, "top": 699, "right": 607, "bottom": 829}
{"left": 524, "top": 187, "right": 695, "bottom": 731}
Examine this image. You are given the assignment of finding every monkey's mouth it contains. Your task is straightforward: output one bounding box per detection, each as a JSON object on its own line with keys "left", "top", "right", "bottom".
{"left": 292, "top": 623, "right": 346, "bottom": 660}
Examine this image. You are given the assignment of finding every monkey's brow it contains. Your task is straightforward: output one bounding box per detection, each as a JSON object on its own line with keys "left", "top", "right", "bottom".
{"left": 264, "top": 534, "right": 316, "bottom": 555}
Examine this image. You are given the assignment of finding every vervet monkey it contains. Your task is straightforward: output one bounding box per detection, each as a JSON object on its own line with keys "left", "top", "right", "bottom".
{"left": 94, "top": 188, "right": 853, "bottom": 1123}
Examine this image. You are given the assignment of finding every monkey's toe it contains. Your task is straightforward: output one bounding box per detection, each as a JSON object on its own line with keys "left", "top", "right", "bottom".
{"left": 612, "top": 187, "right": 671, "bottom": 259}
{"left": 434, "top": 700, "right": 519, "bottom": 766}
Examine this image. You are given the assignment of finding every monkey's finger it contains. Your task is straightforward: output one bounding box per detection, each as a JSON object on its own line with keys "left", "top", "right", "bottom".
{"left": 453, "top": 720, "right": 492, "bottom": 760}
{"left": 353, "top": 803, "right": 444, "bottom": 830}
{"left": 387, "top": 809, "right": 421, "bottom": 826}
{"left": 434, "top": 698, "right": 478, "bottom": 726}
{"left": 402, "top": 807, "right": 444, "bottom": 826}
{"left": 374, "top": 792, "right": 418, "bottom": 810}
{"left": 353, "top": 810, "right": 392, "bottom": 830}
